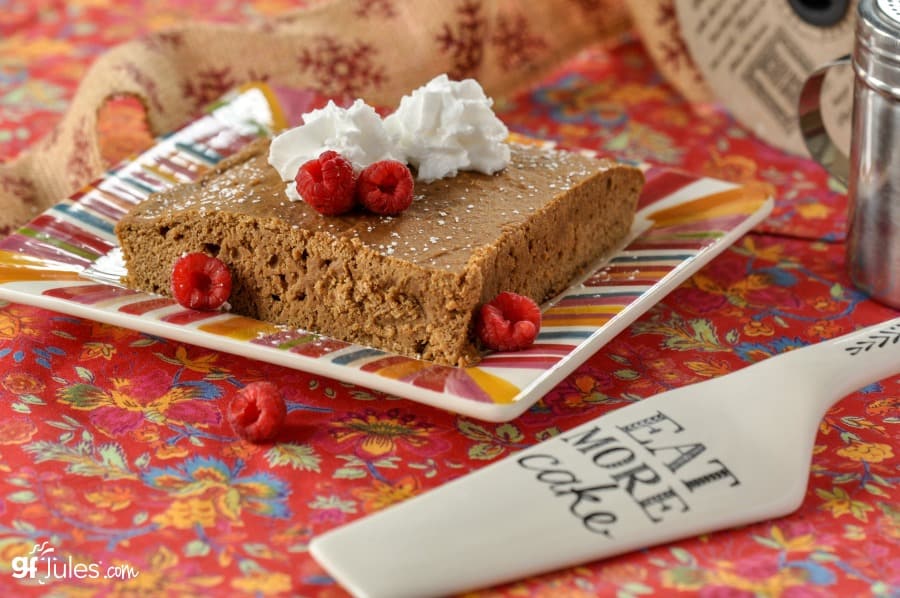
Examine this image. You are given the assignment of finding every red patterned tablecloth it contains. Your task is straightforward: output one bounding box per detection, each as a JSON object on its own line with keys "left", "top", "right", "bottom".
{"left": 0, "top": 2, "right": 898, "bottom": 597}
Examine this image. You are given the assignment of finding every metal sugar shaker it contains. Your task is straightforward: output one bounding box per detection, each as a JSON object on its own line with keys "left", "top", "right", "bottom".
{"left": 800, "top": 0, "right": 900, "bottom": 309}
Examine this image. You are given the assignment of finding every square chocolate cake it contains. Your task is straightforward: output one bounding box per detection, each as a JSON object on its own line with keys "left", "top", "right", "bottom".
{"left": 115, "top": 138, "right": 643, "bottom": 366}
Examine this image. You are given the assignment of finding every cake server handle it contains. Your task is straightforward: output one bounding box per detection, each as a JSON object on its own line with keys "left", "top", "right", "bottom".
{"left": 310, "top": 318, "right": 900, "bottom": 598}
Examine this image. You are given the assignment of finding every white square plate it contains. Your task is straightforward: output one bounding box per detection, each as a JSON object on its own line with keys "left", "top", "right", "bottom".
{"left": 0, "top": 85, "right": 772, "bottom": 422}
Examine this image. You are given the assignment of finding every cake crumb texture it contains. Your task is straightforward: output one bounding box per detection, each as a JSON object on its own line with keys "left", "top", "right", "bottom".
{"left": 115, "top": 139, "right": 644, "bottom": 366}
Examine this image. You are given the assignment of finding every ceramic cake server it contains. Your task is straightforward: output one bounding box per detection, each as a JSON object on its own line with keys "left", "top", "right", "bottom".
{"left": 310, "top": 318, "right": 900, "bottom": 598}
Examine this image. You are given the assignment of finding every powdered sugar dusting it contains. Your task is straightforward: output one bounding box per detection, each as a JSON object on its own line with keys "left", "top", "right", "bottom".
{"left": 129, "top": 141, "right": 610, "bottom": 273}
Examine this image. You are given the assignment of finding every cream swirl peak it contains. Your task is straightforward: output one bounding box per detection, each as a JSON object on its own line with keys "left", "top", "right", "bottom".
{"left": 384, "top": 74, "right": 511, "bottom": 182}
{"left": 267, "top": 75, "right": 511, "bottom": 200}
{"left": 267, "top": 99, "right": 402, "bottom": 202}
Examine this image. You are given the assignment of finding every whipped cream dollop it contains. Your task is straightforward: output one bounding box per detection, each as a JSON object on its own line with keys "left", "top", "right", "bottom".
{"left": 268, "top": 99, "right": 402, "bottom": 201}
{"left": 383, "top": 74, "right": 510, "bottom": 182}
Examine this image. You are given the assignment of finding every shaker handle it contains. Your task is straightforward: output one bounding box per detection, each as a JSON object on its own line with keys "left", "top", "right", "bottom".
{"left": 798, "top": 55, "right": 852, "bottom": 185}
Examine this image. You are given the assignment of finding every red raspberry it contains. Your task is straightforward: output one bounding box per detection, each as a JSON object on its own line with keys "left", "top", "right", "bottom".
{"left": 356, "top": 160, "right": 414, "bottom": 215}
{"left": 476, "top": 291, "right": 541, "bottom": 352}
{"left": 171, "top": 252, "right": 232, "bottom": 310}
{"left": 227, "top": 381, "right": 287, "bottom": 443}
{"left": 295, "top": 150, "right": 357, "bottom": 215}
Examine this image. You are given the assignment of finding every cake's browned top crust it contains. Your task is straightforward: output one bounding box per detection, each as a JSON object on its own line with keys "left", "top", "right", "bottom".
{"left": 126, "top": 139, "right": 623, "bottom": 272}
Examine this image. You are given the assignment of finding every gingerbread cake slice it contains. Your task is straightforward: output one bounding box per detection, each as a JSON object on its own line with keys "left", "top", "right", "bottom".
{"left": 114, "top": 138, "right": 643, "bottom": 367}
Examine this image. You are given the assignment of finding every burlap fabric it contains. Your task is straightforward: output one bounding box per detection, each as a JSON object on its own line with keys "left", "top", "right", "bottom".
{"left": 626, "top": 0, "right": 712, "bottom": 104}
{"left": 0, "top": 0, "right": 642, "bottom": 236}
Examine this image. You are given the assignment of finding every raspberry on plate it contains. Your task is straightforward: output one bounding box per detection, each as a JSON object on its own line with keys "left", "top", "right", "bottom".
{"left": 476, "top": 291, "right": 541, "bottom": 352}
{"left": 356, "top": 159, "right": 414, "bottom": 215}
{"left": 295, "top": 150, "right": 357, "bottom": 215}
{"left": 171, "top": 252, "right": 232, "bottom": 310}
{"left": 227, "top": 381, "right": 287, "bottom": 443}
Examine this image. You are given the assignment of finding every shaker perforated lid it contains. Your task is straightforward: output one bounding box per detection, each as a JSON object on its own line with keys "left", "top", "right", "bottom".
{"left": 856, "top": 0, "right": 900, "bottom": 94}
{"left": 876, "top": 0, "right": 900, "bottom": 24}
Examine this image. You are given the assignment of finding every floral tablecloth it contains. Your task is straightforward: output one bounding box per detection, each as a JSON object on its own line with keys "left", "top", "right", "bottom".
{"left": 0, "top": 2, "right": 898, "bottom": 597}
